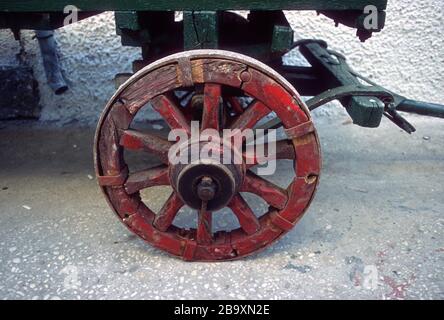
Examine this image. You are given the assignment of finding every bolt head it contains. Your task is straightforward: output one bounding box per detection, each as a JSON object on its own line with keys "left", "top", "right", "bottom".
{"left": 240, "top": 71, "right": 252, "bottom": 83}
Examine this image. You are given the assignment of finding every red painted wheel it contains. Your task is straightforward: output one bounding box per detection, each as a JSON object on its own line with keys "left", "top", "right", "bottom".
{"left": 94, "top": 50, "right": 321, "bottom": 261}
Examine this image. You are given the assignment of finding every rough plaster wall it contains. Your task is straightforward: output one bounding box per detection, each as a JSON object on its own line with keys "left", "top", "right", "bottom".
{"left": 0, "top": 1, "right": 443, "bottom": 124}
{"left": 0, "top": 31, "right": 23, "bottom": 66}
{"left": 286, "top": 0, "right": 444, "bottom": 104}
{"left": 0, "top": 13, "right": 140, "bottom": 124}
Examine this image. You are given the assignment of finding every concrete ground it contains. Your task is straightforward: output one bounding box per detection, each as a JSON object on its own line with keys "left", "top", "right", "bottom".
{"left": 0, "top": 112, "right": 443, "bottom": 300}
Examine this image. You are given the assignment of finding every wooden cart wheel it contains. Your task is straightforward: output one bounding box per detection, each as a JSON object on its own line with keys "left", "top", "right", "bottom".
{"left": 94, "top": 50, "right": 321, "bottom": 261}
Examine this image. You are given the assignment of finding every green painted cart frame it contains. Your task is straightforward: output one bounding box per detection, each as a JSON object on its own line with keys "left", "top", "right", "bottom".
{"left": 0, "top": 0, "right": 387, "bottom": 12}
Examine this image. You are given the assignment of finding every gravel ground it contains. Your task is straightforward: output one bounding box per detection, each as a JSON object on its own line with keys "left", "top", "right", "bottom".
{"left": 0, "top": 112, "right": 443, "bottom": 300}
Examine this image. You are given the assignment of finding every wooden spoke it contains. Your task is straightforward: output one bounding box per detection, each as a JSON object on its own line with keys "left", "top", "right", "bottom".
{"left": 153, "top": 193, "right": 184, "bottom": 232}
{"left": 229, "top": 100, "right": 271, "bottom": 132}
{"left": 119, "top": 129, "right": 173, "bottom": 164}
{"left": 202, "top": 84, "right": 222, "bottom": 131}
{"left": 244, "top": 139, "right": 295, "bottom": 169}
{"left": 196, "top": 211, "right": 213, "bottom": 245}
{"left": 124, "top": 166, "right": 170, "bottom": 194}
{"left": 228, "top": 194, "right": 261, "bottom": 235}
{"left": 241, "top": 171, "right": 288, "bottom": 210}
{"left": 182, "top": 92, "right": 196, "bottom": 121}
{"left": 151, "top": 94, "right": 191, "bottom": 134}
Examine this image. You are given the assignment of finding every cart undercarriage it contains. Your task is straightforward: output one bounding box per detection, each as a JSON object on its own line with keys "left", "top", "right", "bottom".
{"left": 1, "top": 1, "right": 443, "bottom": 261}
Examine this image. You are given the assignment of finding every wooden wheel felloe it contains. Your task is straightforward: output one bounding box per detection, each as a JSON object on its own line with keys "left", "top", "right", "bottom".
{"left": 94, "top": 50, "right": 321, "bottom": 261}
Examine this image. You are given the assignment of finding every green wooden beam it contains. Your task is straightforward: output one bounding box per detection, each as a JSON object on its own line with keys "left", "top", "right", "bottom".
{"left": 0, "top": 0, "right": 387, "bottom": 12}
{"left": 271, "top": 25, "right": 293, "bottom": 53}
{"left": 184, "top": 11, "right": 218, "bottom": 50}
{"left": 115, "top": 11, "right": 141, "bottom": 31}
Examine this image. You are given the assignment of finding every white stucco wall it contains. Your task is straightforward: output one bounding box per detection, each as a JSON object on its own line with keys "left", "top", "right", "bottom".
{"left": 0, "top": 1, "right": 443, "bottom": 124}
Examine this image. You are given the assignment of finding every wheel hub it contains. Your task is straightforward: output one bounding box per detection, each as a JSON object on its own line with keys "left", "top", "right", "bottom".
{"left": 170, "top": 146, "right": 244, "bottom": 211}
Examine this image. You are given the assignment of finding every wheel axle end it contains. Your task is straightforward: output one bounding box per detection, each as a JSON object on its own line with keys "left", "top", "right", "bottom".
{"left": 196, "top": 176, "right": 217, "bottom": 202}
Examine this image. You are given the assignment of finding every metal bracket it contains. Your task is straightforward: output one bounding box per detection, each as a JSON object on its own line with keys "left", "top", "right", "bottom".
{"left": 351, "top": 70, "right": 444, "bottom": 120}
{"left": 297, "top": 40, "right": 385, "bottom": 128}
{"left": 306, "top": 84, "right": 394, "bottom": 111}
{"left": 267, "top": 39, "right": 443, "bottom": 134}
{"left": 305, "top": 84, "right": 416, "bottom": 134}
{"left": 256, "top": 82, "right": 417, "bottom": 134}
